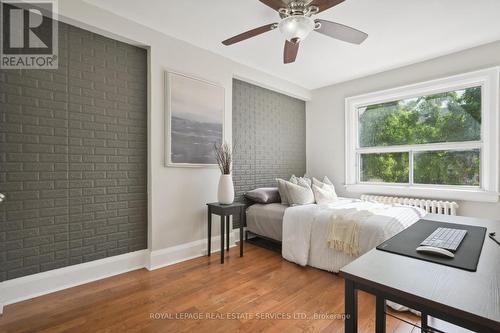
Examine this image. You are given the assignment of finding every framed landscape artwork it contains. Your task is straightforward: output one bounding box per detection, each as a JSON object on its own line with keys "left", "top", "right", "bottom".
{"left": 165, "top": 71, "right": 224, "bottom": 167}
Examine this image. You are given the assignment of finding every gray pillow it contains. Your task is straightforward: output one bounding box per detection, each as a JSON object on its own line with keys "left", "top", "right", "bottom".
{"left": 244, "top": 187, "right": 281, "bottom": 204}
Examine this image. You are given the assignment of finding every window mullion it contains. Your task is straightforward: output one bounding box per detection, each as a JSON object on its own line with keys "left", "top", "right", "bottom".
{"left": 356, "top": 141, "right": 482, "bottom": 154}
{"left": 409, "top": 150, "right": 414, "bottom": 186}
{"left": 355, "top": 153, "right": 359, "bottom": 183}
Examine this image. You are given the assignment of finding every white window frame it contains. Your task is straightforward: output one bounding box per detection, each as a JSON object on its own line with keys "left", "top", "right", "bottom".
{"left": 345, "top": 67, "right": 499, "bottom": 203}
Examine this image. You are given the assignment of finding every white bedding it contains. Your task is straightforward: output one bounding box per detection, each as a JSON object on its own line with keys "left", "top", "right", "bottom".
{"left": 282, "top": 197, "right": 426, "bottom": 273}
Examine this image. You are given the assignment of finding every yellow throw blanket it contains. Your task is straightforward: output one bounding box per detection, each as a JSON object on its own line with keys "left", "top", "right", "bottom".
{"left": 326, "top": 202, "right": 390, "bottom": 256}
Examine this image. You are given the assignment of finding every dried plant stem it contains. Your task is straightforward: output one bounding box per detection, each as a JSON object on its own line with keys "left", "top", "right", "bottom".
{"left": 214, "top": 142, "right": 232, "bottom": 174}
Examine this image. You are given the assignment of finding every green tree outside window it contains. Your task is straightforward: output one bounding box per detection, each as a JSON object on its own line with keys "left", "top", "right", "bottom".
{"left": 358, "top": 87, "right": 481, "bottom": 186}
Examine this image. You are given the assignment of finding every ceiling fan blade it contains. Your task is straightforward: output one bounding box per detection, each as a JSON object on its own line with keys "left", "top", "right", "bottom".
{"left": 222, "top": 23, "right": 277, "bottom": 46}
{"left": 258, "top": 0, "right": 287, "bottom": 11}
{"left": 309, "top": 0, "right": 345, "bottom": 12}
{"left": 284, "top": 39, "right": 299, "bottom": 64}
{"left": 314, "top": 19, "right": 368, "bottom": 44}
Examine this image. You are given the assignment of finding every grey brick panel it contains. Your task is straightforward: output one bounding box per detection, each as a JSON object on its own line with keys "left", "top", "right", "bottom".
{"left": 232, "top": 79, "right": 306, "bottom": 227}
{"left": 0, "top": 22, "right": 147, "bottom": 282}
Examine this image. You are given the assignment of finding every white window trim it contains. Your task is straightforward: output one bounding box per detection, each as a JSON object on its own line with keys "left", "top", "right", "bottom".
{"left": 345, "top": 67, "right": 500, "bottom": 203}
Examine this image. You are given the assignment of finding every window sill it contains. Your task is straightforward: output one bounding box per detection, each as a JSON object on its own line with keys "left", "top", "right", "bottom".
{"left": 344, "top": 184, "right": 499, "bottom": 203}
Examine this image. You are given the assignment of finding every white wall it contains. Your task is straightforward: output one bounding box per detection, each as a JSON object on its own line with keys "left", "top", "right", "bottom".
{"left": 307, "top": 41, "right": 500, "bottom": 220}
{"left": 58, "top": 1, "right": 311, "bottom": 251}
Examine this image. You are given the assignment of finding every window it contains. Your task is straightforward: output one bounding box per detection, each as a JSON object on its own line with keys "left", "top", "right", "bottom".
{"left": 345, "top": 68, "right": 499, "bottom": 202}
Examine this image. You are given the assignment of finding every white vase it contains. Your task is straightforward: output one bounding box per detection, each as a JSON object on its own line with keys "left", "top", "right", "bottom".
{"left": 218, "top": 174, "right": 234, "bottom": 204}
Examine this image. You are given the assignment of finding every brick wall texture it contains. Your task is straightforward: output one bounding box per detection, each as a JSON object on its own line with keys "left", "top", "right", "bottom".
{"left": 232, "top": 79, "right": 306, "bottom": 226}
{"left": 0, "top": 22, "right": 148, "bottom": 281}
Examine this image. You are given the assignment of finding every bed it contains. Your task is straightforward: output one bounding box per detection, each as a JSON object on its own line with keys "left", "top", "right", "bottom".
{"left": 246, "top": 197, "right": 426, "bottom": 313}
{"left": 246, "top": 203, "right": 287, "bottom": 242}
{"left": 246, "top": 197, "right": 426, "bottom": 272}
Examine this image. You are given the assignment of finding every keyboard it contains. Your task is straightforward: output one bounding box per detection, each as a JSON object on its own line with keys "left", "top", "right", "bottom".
{"left": 420, "top": 227, "right": 467, "bottom": 252}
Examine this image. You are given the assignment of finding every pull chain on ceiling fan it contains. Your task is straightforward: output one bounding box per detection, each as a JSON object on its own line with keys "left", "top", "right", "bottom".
{"left": 222, "top": 0, "right": 368, "bottom": 64}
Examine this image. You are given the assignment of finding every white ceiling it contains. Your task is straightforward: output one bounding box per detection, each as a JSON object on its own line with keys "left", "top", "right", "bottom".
{"left": 83, "top": 0, "right": 500, "bottom": 90}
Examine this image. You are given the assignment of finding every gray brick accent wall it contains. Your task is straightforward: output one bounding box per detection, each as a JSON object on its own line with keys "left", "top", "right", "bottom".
{"left": 232, "top": 79, "right": 306, "bottom": 226}
{"left": 0, "top": 22, "right": 147, "bottom": 281}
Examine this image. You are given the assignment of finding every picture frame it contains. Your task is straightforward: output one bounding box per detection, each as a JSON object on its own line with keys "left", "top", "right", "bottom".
{"left": 164, "top": 71, "right": 225, "bottom": 167}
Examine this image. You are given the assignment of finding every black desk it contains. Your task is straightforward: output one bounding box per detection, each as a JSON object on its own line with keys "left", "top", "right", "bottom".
{"left": 206, "top": 202, "right": 245, "bottom": 264}
{"left": 339, "top": 214, "right": 500, "bottom": 333}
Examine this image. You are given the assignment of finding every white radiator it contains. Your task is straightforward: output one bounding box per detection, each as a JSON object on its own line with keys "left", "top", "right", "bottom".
{"left": 360, "top": 195, "right": 459, "bottom": 216}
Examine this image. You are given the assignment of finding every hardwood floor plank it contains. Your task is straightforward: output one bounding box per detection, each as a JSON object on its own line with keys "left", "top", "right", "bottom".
{"left": 0, "top": 243, "right": 419, "bottom": 333}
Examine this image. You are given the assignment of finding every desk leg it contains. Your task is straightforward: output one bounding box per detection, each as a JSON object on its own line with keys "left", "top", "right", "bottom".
{"left": 375, "top": 296, "right": 386, "bottom": 333}
{"left": 220, "top": 215, "right": 225, "bottom": 264}
{"left": 239, "top": 207, "right": 244, "bottom": 257}
{"left": 421, "top": 312, "right": 428, "bottom": 332}
{"left": 207, "top": 208, "right": 211, "bottom": 256}
{"left": 345, "top": 279, "right": 357, "bottom": 333}
{"left": 225, "top": 216, "right": 230, "bottom": 251}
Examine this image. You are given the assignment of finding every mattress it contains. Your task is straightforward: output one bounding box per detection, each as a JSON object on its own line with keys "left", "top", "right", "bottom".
{"left": 246, "top": 203, "right": 287, "bottom": 241}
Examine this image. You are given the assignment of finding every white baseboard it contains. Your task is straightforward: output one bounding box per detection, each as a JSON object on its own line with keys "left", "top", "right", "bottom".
{"left": 0, "top": 250, "right": 148, "bottom": 313}
{"left": 147, "top": 230, "right": 239, "bottom": 270}
{"left": 0, "top": 230, "right": 242, "bottom": 314}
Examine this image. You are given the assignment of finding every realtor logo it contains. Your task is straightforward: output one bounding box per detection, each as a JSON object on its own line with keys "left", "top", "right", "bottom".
{"left": 1, "top": 0, "right": 58, "bottom": 69}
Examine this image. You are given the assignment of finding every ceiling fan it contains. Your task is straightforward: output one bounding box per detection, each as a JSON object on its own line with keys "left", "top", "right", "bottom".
{"left": 222, "top": 0, "right": 368, "bottom": 64}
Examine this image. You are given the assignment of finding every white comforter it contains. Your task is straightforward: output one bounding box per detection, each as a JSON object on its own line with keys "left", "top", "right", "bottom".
{"left": 282, "top": 198, "right": 426, "bottom": 273}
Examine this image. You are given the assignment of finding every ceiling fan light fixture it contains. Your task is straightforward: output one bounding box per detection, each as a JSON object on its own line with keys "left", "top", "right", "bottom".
{"left": 278, "top": 15, "right": 314, "bottom": 42}
{"left": 222, "top": 0, "right": 368, "bottom": 64}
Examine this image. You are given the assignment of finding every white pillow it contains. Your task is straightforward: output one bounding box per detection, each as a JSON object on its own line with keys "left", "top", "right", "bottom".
{"left": 276, "top": 178, "right": 290, "bottom": 205}
{"left": 312, "top": 184, "right": 338, "bottom": 204}
{"left": 302, "top": 176, "right": 312, "bottom": 187}
{"left": 291, "top": 174, "right": 312, "bottom": 187}
{"left": 277, "top": 175, "right": 311, "bottom": 205}
{"left": 312, "top": 176, "right": 334, "bottom": 188}
{"left": 312, "top": 176, "right": 338, "bottom": 204}
{"left": 285, "top": 180, "right": 315, "bottom": 206}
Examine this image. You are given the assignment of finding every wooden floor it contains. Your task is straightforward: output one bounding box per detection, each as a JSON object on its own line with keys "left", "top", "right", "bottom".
{"left": 0, "top": 242, "right": 422, "bottom": 333}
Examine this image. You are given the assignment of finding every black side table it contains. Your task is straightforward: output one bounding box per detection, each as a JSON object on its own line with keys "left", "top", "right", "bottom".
{"left": 206, "top": 202, "right": 245, "bottom": 264}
